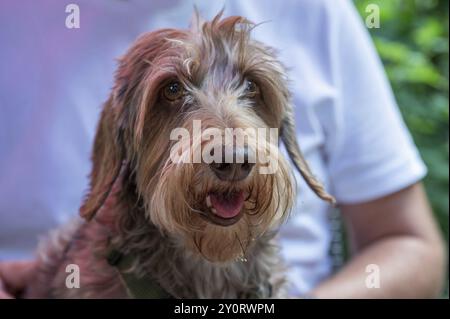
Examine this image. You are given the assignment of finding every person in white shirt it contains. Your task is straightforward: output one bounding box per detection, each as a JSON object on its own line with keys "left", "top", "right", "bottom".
{"left": 0, "top": 0, "right": 445, "bottom": 298}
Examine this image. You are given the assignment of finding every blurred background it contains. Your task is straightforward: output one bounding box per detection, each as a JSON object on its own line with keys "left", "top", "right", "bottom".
{"left": 354, "top": 0, "right": 449, "bottom": 296}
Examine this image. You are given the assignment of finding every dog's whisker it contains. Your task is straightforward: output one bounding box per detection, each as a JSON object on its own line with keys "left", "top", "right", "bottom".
{"left": 234, "top": 232, "right": 248, "bottom": 262}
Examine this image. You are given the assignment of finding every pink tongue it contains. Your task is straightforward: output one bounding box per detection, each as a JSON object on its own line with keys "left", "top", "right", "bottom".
{"left": 210, "top": 191, "right": 245, "bottom": 219}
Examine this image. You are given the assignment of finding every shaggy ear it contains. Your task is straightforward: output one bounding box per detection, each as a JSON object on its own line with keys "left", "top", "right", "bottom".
{"left": 80, "top": 97, "right": 125, "bottom": 220}
{"left": 281, "top": 108, "right": 336, "bottom": 205}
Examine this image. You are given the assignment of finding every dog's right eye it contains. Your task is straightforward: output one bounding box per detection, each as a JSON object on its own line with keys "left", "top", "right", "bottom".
{"left": 243, "top": 79, "right": 259, "bottom": 98}
{"left": 163, "top": 81, "right": 185, "bottom": 101}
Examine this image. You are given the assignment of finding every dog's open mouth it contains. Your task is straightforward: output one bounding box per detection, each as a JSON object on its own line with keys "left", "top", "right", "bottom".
{"left": 203, "top": 190, "right": 245, "bottom": 226}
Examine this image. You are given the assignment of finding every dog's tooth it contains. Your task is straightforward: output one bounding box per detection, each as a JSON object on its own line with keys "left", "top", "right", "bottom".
{"left": 211, "top": 208, "right": 217, "bottom": 214}
{"left": 206, "top": 195, "right": 212, "bottom": 208}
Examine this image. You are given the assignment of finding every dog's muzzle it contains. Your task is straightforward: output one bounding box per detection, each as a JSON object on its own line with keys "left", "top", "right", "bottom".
{"left": 209, "top": 146, "right": 254, "bottom": 181}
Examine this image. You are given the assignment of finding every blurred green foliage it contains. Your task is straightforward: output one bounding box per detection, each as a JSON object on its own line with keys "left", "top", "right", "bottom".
{"left": 354, "top": 0, "right": 449, "bottom": 295}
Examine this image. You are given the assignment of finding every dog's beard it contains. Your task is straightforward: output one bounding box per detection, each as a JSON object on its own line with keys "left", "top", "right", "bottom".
{"left": 145, "top": 137, "right": 294, "bottom": 263}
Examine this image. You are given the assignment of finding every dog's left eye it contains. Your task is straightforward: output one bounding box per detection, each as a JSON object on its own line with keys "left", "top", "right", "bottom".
{"left": 163, "top": 81, "right": 185, "bottom": 101}
{"left": 244, "top": 80, "right": 259, "bottom": 98}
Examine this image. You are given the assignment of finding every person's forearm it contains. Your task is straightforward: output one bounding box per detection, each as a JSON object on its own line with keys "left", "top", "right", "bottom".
{"left": 310, "top": 236, "right": 445, "bottom": 298}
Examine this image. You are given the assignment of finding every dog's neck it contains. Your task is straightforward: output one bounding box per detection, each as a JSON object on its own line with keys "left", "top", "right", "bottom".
{"left": 108, "top": 200, "right": 283, "bottom": 298}
{"left": 116, "top": 222, "right": 282, "bottom": 298}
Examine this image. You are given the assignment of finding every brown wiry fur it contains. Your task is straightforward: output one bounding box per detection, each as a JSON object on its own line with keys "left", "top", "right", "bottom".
{"left": 26, "top": 12, "right": 334, "bottom": 298}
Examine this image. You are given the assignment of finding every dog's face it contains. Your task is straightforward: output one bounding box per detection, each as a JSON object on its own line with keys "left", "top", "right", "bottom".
{"left": 80, "top": 14, "right": 334, "bottom": 263}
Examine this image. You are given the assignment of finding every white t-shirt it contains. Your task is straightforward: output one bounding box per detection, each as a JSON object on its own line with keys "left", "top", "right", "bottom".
{"left": 0, "top": 0, "right": 426, "bottom": 295}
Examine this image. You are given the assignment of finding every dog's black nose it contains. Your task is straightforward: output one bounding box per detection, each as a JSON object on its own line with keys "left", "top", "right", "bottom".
{"left": 209, "top": 147, "right": 255, "bottom": 181}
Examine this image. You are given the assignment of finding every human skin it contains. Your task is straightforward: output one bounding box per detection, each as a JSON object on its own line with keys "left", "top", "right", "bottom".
{"left": 0, "top": 260, "right": 36, "bottom": 298}
{"left": 311, "top": 182, "right": 446, "bottom": 298}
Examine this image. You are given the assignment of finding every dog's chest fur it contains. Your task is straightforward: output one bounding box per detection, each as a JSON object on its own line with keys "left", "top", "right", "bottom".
{"left": 28, "top": 213, "right": 286, "bottom": 299}
{"left": 122, "top": 225, "right": 285, "bottom": 298}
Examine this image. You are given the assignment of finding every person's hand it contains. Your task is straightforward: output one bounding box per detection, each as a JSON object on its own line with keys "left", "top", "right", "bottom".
{"left": 0, "top": 260, "right": 37, "bottom": 298}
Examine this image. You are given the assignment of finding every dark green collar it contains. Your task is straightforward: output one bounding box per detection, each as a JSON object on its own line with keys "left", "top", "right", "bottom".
{"left": 107, "top": 249, "right": 173, "bottom": 299}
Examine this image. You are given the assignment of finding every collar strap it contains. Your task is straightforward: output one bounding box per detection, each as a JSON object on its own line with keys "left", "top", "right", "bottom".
{"left": 107, "top": 249, "right": 173, "bottom": 299}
